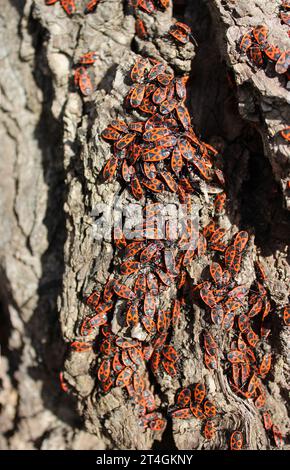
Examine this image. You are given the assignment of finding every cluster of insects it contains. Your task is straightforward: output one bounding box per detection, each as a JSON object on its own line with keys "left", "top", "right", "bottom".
{"left": 45, "top": 0, "right": 289, "bottom": 450}
{"left": 73, "top": 324, "right": 167, "bottom": 430}
{"left": 45, "top": 0, "right": 100, "bottom": 15}
{"left": 170, "top": 383, "right": 218, "bottom": 437}
{"left": 100, "top": 57, "right": 221, "bottom": 202}
{"left": 239, "top": 23, "right": 290, "bottom": 78}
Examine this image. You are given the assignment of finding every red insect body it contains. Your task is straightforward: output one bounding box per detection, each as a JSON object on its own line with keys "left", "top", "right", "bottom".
{"left": 230, "top": 431, "right": 243, "bottom": 450}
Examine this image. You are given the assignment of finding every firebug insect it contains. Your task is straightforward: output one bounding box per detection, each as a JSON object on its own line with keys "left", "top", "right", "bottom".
{"left": 115, "top": 366, "right": 133, "bottom": 388}
{"left": 194, "top": 383, "right": 206, "bottom": 404}
{"left": 46, "top": 0, "right": 76, "bottom": 15}
{"left": 203, "top": 400, "right": 216, "bottom": 418}
{"left": 142, "top": 390, "right": 156, "bottom": 412}
{"left": 169, "top": 25, "right": 189, "bottom": 44}
{"left": 230, "top": 431, "right": 243, "bottom": 450}
{"left": 86, "top": 291, "right": 101, "bottom": 309}
{"left": 116, "top": 132, "right": 136, "bottom": 150}
{"left": 149, "top": 418, "right": 166, "bottom": 432}
{"left": 115, "top": 337, "right": 139, "bottom": 348}
{"left": 228, "top": 350, "right": 245, "bottom": 364}
{"left": 246, "top": 328, "right": 259, "bottom": 348}
{"left": 142, "top": 315, "right": 156, "bottom": 336}
{"left": 259, "top": 353, "right": 271, "bottom": 377}
{"left": 272, "top": 424, "right": 283, "bottom": 448}
{"left": 128, "top": 347, "right": 144, "bottom": 367}
{"left": 131, "top": 57, "right": 148, "bottom": 83}
{"left": 159, "top": 99, "right": 177, "bottom": 115}
{"left": 84, "top": 0, "right": 100, "bottom": 13}
{"left": 203, "top": 420, "right": 216, "bottom": 439}
{"left": 133, "top": 370, "right": 145, "bottom": 395}
{"left": 150, "top": 351, "right": 161, "bottom": 374}
{"left": 120, "top": 260, "right": 140, "bottom": 276}
{"left": 70, "top": 341, "right": 92, "bottom": 352}
{"left": 262, "top": 411, "right": 272, "bottom": 431}
{"left": 211, "top": 304, "right": 224, "bottom": 325}
{"left": 275, "top": 50, "right": 290, "bottom": 74}
{"left": 112, "top": 352, "right": 124, "bottom": 373}
{"left": 239, "top": 31, "right": 252, "bottom": 53}
{"left": 113, "top": 281, "right": 136, "bottom": 300}
{"left": 155, "top": 268, "right": 172, "bottom": 286}
{"left": 204, "top": 352, "right": 218, "bottom": 369}
{"left": 204, "top": 332, "right": 218, "bottom": 357}
{"left": 175, "top": 104, "right": 191, "bottom": 129}
{"left": 130, "top": 83, "right": 146, "bottom": 108}
{"left": 214, "top": 192, "right": 226, "bottom": 214}
{"left": 190, "top": 403, "right": 205, "bottom": 419}
{"left": 100, "top": 377, "right": 113, "bottom": 394}
{"left": 162, "top": 359, "right": 177, "bottom": 377}
{"left": 279, "top": 126, "right": 290, "bottom": 141}
{"left": 200, "top": 283, "right": 216, "bottom": 308}
{"left": 78, "top": 51, "right": 98, "bottom": 64}
{"left": 252, "top": 25, "right": 268, "bottom": 45}
{"left": 157, "top": 72, "right": 174, "bottom": 86}
{"left": 97, "top": 358, "right": 111, "bottom": 383}
{"left": 175, "top": 75, "right": 189, "bottom": 100}
{"left": 176, "top": 388, "right": 192, "bottom": 407}
{"left": 59, "top": 372, "right": 68, "bottom": 392}
{"left": 126, "top": 303, "right": 139, "bottom": 327}
{"left": 135, "top": 17, "right": 149, "bottom": 40}
{"left": 138, "top": 0, "right": 155, "bottom": 14}
{"left": 283, "top": 305, "right": 290, "bottom": 325}
{"left": 210, "top": 262, "right": 223, "bottom": 285}
{"left": 264, "top": 45, "right": 282, "bottom": 61}
{"left": 162, "top": 345, "right": 178, "bottom": 363}
{"left": 110, "top": 119, "right": 128, "bottom": 133}
{"left": 74, "top": 66, "right": 94, "bottom": 95}
{"left": 131, "top": 175, "right": 144, "bottom": 200}
{"left": 152, "top": 87, "right": 168, "bottom": 104}
{"left": 249, "top": 45, "right": 264, "bottom": 67}
{"left": 101, "top": 126, "right": 121, "bottom": 141}
{"left": 143, "top": 292, "right": 156, "bottom": 318}
{"left": 233, "top": 231, "right": 248, "bottom": 252}
{"left": 171, "top": 408, "right": 192, "bottom": 419}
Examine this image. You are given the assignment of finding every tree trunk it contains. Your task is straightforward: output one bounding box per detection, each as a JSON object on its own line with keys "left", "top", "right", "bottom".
{"left": 0, "top": 0, "right": 289, "bottom": 450}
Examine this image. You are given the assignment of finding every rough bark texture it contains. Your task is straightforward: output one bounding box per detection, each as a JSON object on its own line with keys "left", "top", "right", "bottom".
{"left": 0, "top": 0, "right": 289, "bottom": 450}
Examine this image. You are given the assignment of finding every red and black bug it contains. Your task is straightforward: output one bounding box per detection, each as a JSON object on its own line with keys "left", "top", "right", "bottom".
{"left": 264, "top": 45, "right": 282, "bottom": 61}
{"left": 275, "top": 50, "right": 290, "bottom": 74}
{"left": 176, "top": 388, "right": 192, "bottom": 408}
{"left": 131, "top": 57, "right": 148, "bottom": 82}
{"left": 203, "top": 420, "right": 216, "bottom": 439}
{"left": 84, "top": 0, "right": 100, "bottom": 13}
{"left": 230, "top": 431, "right": 243, "bottom": 450}
{"left": 283, "top": 305, "right": 290, "bottom": 326}
{"left": 190, "top": 403, "right": 205, "bottom": 419}
{"left": 135, "top": 17, "right": 149, "bottom": 40}
{"left": 239, "top": 31, "right": 252, "bottom": 53}
{"left": 248, "top": 45, "right": 264, "bottom": 67}
{"left": 252, "top": 25, "right": 268, "bottom": 45}
{"left": 279, "top": 126, "right": 290, "bottom": 141}
{"left": 272, "top": 424, "right": 283, "bottom": 448}
{"left": 46, "top": 0, "right": 76, "bottom": 15}
{"left": 74, "top": 67, "right": 94, "bottom": 95}
{"left": 194, "top": 383, "right": 206, "bottom": 404}
{"left": 115, "top": 366, "right": 134, "bottom": 388}
{"left": 171, "top": 408, "right": 192, "bottom": 419}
